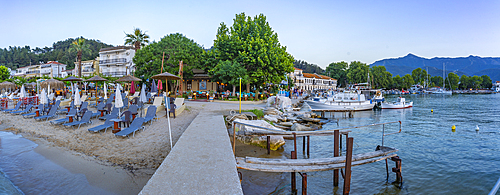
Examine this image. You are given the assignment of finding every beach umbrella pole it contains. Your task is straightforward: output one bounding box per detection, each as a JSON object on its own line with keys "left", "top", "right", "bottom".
{"left": 167, "top": 100, "right": 173, "bottom": 149}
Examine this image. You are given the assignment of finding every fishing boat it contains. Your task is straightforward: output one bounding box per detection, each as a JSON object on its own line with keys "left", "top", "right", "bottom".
{"left": 381, "top": 97, "right": 413, "bottom": 109}
{"left": 306, "top": 91, "right": 374, "bottom": 111}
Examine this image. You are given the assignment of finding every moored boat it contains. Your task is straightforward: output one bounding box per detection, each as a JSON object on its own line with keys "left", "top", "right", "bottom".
{"left": 381, "top": 97, "right": 413, "bottom": 109}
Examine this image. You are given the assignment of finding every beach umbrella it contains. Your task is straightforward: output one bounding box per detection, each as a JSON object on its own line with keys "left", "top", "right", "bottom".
{"left": 74, "top": 84, "right": 81, "bottom": 107}
{"left": 139, "top": 83, "right": 147, "bottom": 117}
{"left": 104, "top": 82, "right": 108, "bottom": 100}
{"left": 62, "top": 76, "right": 83, "bottom": 82}
{"left": 151, "top": 79, "right": 158, "bottom": 93}
{"left": 48, "top": 83, "right": 51, "bottom": 95}
{"left": 131, "top": 81, "right": 136, "bottom": 95}
{"left": 115, "top": 84, "right": 124, "bottom": 115}
{"left": 151, "top": 71, "right": 181, "bottom": 150}
{"left": 115, "top": 75, "right": 141, "bottom": 82}
{"left": 85, "top": 75, "right": 108, "bottom": 105}
{"left": 40, "top": 89, "right": 48, "bottom": 105}
{"left": 0, "top": 81, "right": 16, "bottom": 91}
{"left": 19, "top": 85, "right": 26, "bottom": 98}
{"left": 158, "top": 80, "right": 163, "bottom": 93}
{"left": 40, "top": 79, "right": 64, "bottom": 90}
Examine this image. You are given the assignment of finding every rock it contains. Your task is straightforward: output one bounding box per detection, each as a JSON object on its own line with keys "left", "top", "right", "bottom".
{"left": 233, "top": 119, "right": 286, "bottom": 150}
{"left": 264, "top": 115, "right": 278, "bottom": 123}
{"left": 279, "top": 122, "right": 294, "bottom": 127}
{"left": 291, "top": 123, "right": 314, "bottom": 131}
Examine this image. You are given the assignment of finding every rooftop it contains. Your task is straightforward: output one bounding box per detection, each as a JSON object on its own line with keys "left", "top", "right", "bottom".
{"left": 100, "top": 46, "right": 134, "bottom": 52}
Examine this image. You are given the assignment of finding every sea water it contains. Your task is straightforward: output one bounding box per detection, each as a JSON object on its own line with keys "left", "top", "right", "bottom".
{"left": 268, "top": 93, "right": 500, "bottom": 194}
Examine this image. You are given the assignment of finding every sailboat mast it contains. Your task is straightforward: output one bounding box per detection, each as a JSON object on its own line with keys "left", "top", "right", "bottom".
{"left": 443, "top": 63, "right": 445, "bottom": 89}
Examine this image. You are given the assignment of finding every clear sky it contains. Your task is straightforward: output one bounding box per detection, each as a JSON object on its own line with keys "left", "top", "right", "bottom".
{"left": 1, "top": 0, "right": 499, "bottom": 68}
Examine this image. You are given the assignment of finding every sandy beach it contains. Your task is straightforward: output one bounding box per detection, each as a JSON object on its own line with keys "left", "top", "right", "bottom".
{"left": 0, "top": 100, "right": 266, "bottom": 194}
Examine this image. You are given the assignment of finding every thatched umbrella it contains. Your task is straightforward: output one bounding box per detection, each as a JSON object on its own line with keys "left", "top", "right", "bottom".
{"left": 85, "top": 75, "right": 108, "bottom": 105}
{"left": 62, "top": 76, "right": 83, "bottom": 82}
{"left": 0, "top": 81, "right": 17, "bottom": 92}
{"left": 116, "top": 75, "right": 141, "bottom": 96}
{"left": 40, "top": 79, "right": 65, "bottom": 90}
{"left": 151, "top": 71, "right": 180, "bottom": 149}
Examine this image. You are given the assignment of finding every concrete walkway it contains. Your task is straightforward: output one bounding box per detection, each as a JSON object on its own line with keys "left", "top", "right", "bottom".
{"left": 139, "top": 111, "right": 243, "bottom": 194}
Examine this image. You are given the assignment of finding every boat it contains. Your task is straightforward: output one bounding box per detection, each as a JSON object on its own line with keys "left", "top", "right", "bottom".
{"left": 409, "top": 85, "right": 423, "bottom": 94}
{"left": 381, "top": 97, "right": 413, "bottom": 109}
{"left": 306, "top": 91, "right": 374, "bottom": 111}
{"left": 431, "top": 63, "right": 452, "bottom": 95}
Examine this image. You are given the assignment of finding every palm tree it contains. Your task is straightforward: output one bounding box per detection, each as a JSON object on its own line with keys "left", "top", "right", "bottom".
{"left": 69, "top": 38, "right": 91, "bottom": 77}
{"left": 124, "top": 28, "right": 150, "bottom": 51}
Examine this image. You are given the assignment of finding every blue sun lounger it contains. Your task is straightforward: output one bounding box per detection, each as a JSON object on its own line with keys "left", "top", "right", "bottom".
{"left": 114, "top": 118, "right": 145, "bottom": 137}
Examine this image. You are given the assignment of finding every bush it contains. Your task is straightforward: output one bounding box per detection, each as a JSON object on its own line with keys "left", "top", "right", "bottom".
{"left": 242, "top": 109, "right": 264, "bottom": 118}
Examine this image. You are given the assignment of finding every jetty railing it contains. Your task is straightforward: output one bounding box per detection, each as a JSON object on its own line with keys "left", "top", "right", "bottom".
{"left": 489, "top": 176, "right": 500, "bottom": 195}
{"left": 231, "top": 120, "right": 402, "bottom": 154}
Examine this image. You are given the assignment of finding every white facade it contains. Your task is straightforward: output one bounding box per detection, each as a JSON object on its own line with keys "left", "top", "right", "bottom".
{"left": 99, "top": 46, "right": 135, "bottom": 77}
{"left": 290, "top": 68, "right": 337, "bottom": 91}
{"left": 73, "top": 59, "right": 98, "bottom": 77}
{"left": 14, "top": 61, "right": 66, "bottom": 78}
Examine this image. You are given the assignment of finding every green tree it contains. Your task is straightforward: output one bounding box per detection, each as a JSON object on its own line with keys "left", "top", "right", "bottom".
{"left": 134, "top": 33, "right": 204, "bottom": 88}
{"left": 346, "top": 61, "right": 369, "bottom": 84}
{"left": 459, "top": 75, "right": 470, "bottom": 89}
{"left": 370, "top": 66, "right": 393, "bottom": 89}
{"left": 445, "top": 72, "right": 460, "bottom": 90}
{"left": 481, "top": 75, "right": 493, "bottom": 89}
{"left": 411, "top": 68, "right": 426, "bottom": 85}
{"left": 326, "top": 61, "right": 348, "bottom": 87}
{"left": 68, "top": 38, "right": 91, "bottom": 77}
{"left": 431, "top": 76, "right": 443, "bottom": 88}
{"left": 401, "top": 74, "right": 414, "bottom": 89}
{"left": 209, "top": 60, "right": 249, "bottom": 95}
{"left": 124, "top": 28, "right": 150, "bottom": 51}
{"left": 392, "top": 75, "right": 402, "bottom": 89}
{"left": 207, "top": 13, "right": 295, "bottom": 90}
{"left": 0, "top": 65, "right": 10, "bottom": 81}
{"left": 470, "top": 75, "right": 483, "bottom": 89}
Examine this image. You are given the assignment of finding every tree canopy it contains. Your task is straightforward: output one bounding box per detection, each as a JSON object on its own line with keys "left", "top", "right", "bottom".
{"left": 0, "top": 65, "right": 10, "bottom": 81}
{"left": 206, "top": 13, "right": 295, "bottom": 89}
{"left": 124, "top": 28, "right": 150, "bottom": 51}
{"left": 294, "top": 60, "right": 324, "bottom": 74}
{"left": 326, "top": 61, "right": 348, "bottom": 87}
{"left": 0, "top": 37, "right": 112, "bottom": 70}
{"left": 69, "top": 38, "right": 91, "bottom": 77}
{"left": 346, "top": 61, "right": 369, "bottom": 84}
{"left": 133, "top": 33, "right": 204, "bottom": 79}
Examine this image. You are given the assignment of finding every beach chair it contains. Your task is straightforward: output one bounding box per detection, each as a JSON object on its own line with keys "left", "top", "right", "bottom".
{"left": 10, "top": 104, "right": 33, "bottom": 115}
{"left": 91, "top": 102, "right": 105, "bottom": 118}
{"left": 63, "top": 111, "right": 93, "bottom": 130}
{"left": 99, "top": 107, "right": 118, "bottom": 120}
{"left": 2, "top": 101, "right": 22, "bottom": 113}
{"left": 23, "top": 104, "right": 44, "bottom": 118}
{"left": 143, "top": 105, "right": 157, "bottom": 125}
{"left": 133, "top": 91, "right": 140, "bottom": 97}
{"left": 79, "top": 101, "right": 88, "bottom": 111}
{"left": 34, "top": 101, "right": 60, "bottom": 121}
{"left": 120, "top": 110, "right": 132, "bottom": 128}
{"left": 50, "top": 108, "right": 77, "bottom": 125}
{"left": 81, "top": 94, "right": 88, "bottom": 102}
{"left": 128, "top": 104, "right": 138, "bottom": 116}
{"left": 114, "top": 117, "right": 145, "bottom": 137}
{"left": 88, "top": 117, "right": 115, "bottom": 133}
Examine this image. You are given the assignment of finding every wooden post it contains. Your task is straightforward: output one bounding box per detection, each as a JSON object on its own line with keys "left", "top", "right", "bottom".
{"left": 343, "top": 137, "right": 353, "bottom": 195}
{"left": 291, "top": 133, "right": 297, "bottom": 194}
{"left": 334, "top": 130, "right": 339, "bottom": 186}
{"left": 232, "top": 124, "right": 236, "bottom": 155}
{"left": 267, "top": 136, "right": 270, "bottom": 155}
{"left": 307, "top": 136, "right": 310, "bottom": 156}
{"left": 302, "top": 136, "right": 306, "bottom": 154}
{"left": 302, "top": 173, "right": 307, "bottom": 195}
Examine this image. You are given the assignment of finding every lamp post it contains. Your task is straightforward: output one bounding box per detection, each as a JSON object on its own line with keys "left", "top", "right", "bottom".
{"left": 239, "top": 77, "right": 242, "bottom": 113}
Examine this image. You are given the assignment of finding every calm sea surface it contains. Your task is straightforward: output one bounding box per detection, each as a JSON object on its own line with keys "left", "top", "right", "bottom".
{"left": 266, "top": 93, "right": 500, "bottom": 194}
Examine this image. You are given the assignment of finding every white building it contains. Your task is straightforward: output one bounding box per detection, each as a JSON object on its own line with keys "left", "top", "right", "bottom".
{"left": 99, "top": 46, "right": 135, "bottom": 77}
{"left": 40, "top": 61, "right": 66, "bottom": 78}
{"left": 290, "top": 67, "right": 337, "bottom": 90}
{"left": 73, "top": 58, "right": 99, "bottom": 77}
{"left": 14, "top": 61, "right": 66, "bottom": 78}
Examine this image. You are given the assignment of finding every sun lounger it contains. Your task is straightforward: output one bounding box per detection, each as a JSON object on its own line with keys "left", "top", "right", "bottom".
{"left": 99, "top": 107, "right": 118, "bottom": 120}
{"left": 63, "top": 111, "right": 93, "bottom": 130}
{"left": 143, "top": 105, "right": 157, "bottom": 125}
{"left": 50, "top": 108, "right": 77, "bottom": 125}
{"left": 23, "top": 104, "right": 44, "bottom": 118}
{"left": 10, "top": 104, "right": 33, "bottom": 115}
{"left": 34, "top": 101, "right": 60, "bottom": 121}
{"left": 2, "top": 101, "right": 22, "bottom": 113}
{"left": 114, "top": 117, "right": 145, "bottom": 137}
{"left": 88, "top": 117, "right": 115, "bottom": 133}
{"left": 91, "top": 102, "right": 105, "bottom": 118}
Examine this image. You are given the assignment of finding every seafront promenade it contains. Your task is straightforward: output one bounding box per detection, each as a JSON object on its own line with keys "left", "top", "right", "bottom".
{"left": 139, "top": 101, "right": 264, "bottom": 194}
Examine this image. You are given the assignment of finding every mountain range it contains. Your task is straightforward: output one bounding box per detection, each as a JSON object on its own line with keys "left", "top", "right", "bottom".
{"left": 370, "top": 53, "right": 500, "bottom": 82}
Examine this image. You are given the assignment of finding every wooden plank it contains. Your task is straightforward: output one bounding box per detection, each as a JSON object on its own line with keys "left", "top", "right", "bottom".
{"left": 236, "top": 154, "right": 398, "bottom": 172}
{"left": 244, "top": 147, "right": 398, "bottom": 166}
{"left": 240, "top": 129, "right": 351, "bottom": 136}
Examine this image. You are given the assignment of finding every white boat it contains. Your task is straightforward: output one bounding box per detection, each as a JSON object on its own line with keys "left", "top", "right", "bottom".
{"left": 431, "top": 63, "right": 452, "bottom": 95}
{"left": 381, "top": 97, "right": 413, "bottom": 109}
{"left": 306, "top": 91, "right": 374, "bottom": 111}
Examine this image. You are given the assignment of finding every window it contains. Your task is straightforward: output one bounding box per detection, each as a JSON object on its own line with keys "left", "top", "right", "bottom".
{"left": 187, "top": 80, "right": 192, "bottom": 90}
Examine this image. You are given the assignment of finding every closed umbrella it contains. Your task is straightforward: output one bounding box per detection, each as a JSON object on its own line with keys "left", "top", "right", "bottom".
{"left": 20, "top": 85, "right": 26, "bottom": 98}
{"left": 40, "top": 89, "right": 48, "bottom": 105}
{"left": 139, "top": 83, "right": 147, "bottom": 117}
{"left": 115, "top": 84, "right": 124, "bottom": 115}
{"left": 104, "top": 82, "right": 108, "bottom": 100}
{"left": 74, "top": 84, "right": 81, "bottom": 107}
{"left": 131, "top": 81, "right": 136, "bottom": 95}
{"left": 151, "top": 79, "right": 158, "bottom": 93}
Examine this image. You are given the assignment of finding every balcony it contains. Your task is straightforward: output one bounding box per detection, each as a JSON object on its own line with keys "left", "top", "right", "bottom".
{"left": 82, "top": 68, "right": 95, "bottom": 73}
{"left": 100, "top": 58, "right": 127, "bottom": 65}
{"left": 26, "top": 70, "right": 40, "bottom": 74}
{"left": 102, "top": 71, "right": 127, "bottom": 77}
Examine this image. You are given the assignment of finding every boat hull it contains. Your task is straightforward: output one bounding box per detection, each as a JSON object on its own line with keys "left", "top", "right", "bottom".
{"left": 381, "top": 102, "right": 413, "bottom": 109}
{"left": 305, "top": 100, "right": 374, "bottom": 111}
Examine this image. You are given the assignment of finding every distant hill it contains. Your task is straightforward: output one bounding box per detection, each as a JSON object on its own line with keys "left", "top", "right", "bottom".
{"left": 294, "top": 60, "right": 325, "bottom": 74}
{"left": 370, "top": 53, "right": 500, "bottom": 81}
{"left": 0, "top": 37, "right": 114, "bottom": 70}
